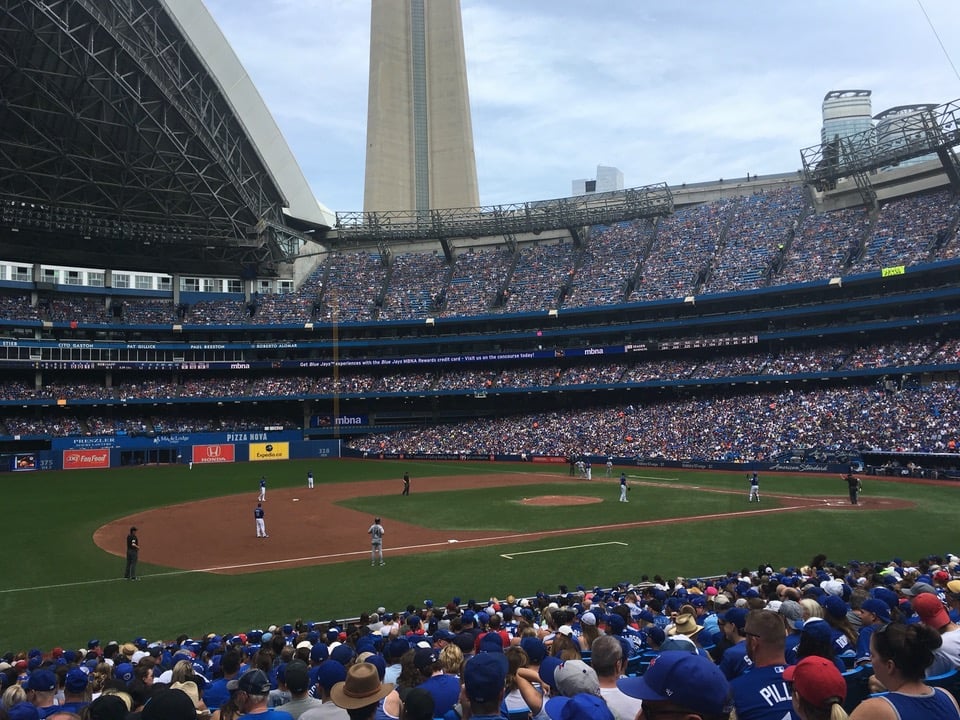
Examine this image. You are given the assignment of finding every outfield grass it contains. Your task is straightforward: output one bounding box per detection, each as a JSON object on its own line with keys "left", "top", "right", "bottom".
{"left": 1, "top": 459, "right": 953, "bottom": 651}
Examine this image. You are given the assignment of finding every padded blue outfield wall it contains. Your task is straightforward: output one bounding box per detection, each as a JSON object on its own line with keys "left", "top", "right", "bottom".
{"left": 5, "top": 432, "right": 341, "bottom": 471}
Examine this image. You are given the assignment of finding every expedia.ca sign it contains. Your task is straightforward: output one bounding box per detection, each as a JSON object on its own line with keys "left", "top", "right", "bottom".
{"left": 249, "top": 442, "right": 289, "bottom": 461}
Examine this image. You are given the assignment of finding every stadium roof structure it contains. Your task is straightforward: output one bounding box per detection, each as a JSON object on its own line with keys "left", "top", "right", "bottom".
{"left": 800, "top": 96, "right": 960, "bottom": 204}
{"left": 0, "top": 0, "right": 333, "bottom": 277}
{"left": 335, "top": 183, "right": 675, "bottom": 244}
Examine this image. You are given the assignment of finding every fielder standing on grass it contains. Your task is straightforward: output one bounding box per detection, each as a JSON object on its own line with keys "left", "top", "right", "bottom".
{"left": 124, "top": 526, "right": 139, "bottom": 580}
{"left": 369, "top": 517, "right": 385, "bottom": 566}
{"left": 307, "top": 470, "right": 314, "bottom": 489}
{"left": 748, "top": 472, "right": 760, "bottom": 503}
{"left": 258, "top": 475, "right": 267, "bottom": 501}
{"left": 402, "top": 471, "right": 410, "bottom": 496}
{"left": 619, "top": 472, "right": 629, "bottom": 502}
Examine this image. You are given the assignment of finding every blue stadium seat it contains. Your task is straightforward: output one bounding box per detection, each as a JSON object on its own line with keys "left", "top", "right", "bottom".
{"left": 504, "top": 710, "right": 532, "bottom": 720}
{"left": 926, "top": 667, "right": 960, "bottom": 701}
{"left": 842, "top": 665, "right": 872, "bottom": 713}
{"left": 838, "top": 649, "right": 857, "bottom": 669}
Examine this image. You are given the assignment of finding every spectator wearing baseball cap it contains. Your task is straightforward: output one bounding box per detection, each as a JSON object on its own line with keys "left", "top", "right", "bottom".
{"left": 412, "top": 648, "right": 458, "bottom": 717}
{"left": 853, "top": 599, "right": 890, "bottom": 667}
{"left": 618, "top": 652, "right": 733, "bottom": 719}
{"left": 383, "top": 639, "right": 408, "bottom": 687}
{"left": 232, "top": 669, "right": 293, "bottom": 720}
{"left": 783, "top": 656, "right": 847, "bottom": 720}
{"left": 25, "top": 669, "right": 57, "bottom": 717}
{"left": 461, "top": 653, "right": 508, "bottom": 719}
{"left": 58, "top": 667, "right": 92, "bottom": 715}
{"left": 300, "top": 664, "right": 348, "bottom": 720}
{"left": 278, "top": 661, "right": 321, "bottom": 719}
{"left": 794, "top": 619, "right": 847, "bottom": 673}
{"left": 717, "top": 607, "right": 749, "bottom": 680}
{"left": 913, "top": 593, "right": 960, "bottom": 677}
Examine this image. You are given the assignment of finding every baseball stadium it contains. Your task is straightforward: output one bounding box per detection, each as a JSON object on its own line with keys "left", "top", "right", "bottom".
{"left": 2, "top": 1, "right": 960, "bottom": 716}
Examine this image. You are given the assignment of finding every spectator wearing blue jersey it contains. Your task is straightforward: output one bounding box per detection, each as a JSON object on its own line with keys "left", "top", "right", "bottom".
{"left": 850, "top": 622, "right": 960, "bottom": 720}
{"left": 853, "top": 599, "right": 890, "bottom": 667}
{"left": 730, "top": 610, "right": 796, "bottom": 720}
{"left": 717, "top": 608, "right": 750, "bottom": 681}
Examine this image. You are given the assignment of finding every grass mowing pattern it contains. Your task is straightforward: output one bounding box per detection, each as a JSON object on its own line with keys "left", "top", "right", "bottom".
{"left": 0, "top": 459, "right": 950, "bottom": 651}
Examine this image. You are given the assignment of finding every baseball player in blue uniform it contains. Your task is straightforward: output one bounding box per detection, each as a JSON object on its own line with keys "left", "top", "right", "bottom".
{"left": 748, "top": 472, "right": 760, "bottom": 503}
{"left": 619, "top": 472, "right": 629, "bottom": 502}
{"left": 258, "top": 476, "right": 266, "bottom": 501}
{"left": 307, "top": 470, "right": 314, "bottom": 489}
{"left": 255, "top": 503, "right": 268, "bottom": 537}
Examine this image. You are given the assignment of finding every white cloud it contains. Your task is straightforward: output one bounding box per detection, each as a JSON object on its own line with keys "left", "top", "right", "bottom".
{"left": 203, "top": 0, "right": 960, "bottom": 213}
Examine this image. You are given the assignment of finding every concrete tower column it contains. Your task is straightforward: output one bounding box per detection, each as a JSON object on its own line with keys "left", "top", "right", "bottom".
{"left": 364, "top": 0, "right": 479, "bottom": 214}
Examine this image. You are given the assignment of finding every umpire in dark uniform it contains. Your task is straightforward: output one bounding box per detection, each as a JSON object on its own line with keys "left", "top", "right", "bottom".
{"left": 125, "top": 526, "right": 139, "bottom": 580}
{"left": 843, "top": 472, "right": 861, "bottom": 505}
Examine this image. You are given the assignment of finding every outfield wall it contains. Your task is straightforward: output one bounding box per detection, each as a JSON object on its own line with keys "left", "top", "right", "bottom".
{"left": 3, "top": 433, "right": 341, "bottom": 471}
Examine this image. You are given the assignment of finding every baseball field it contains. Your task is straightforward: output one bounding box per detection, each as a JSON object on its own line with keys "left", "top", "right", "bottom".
{"left": 2, "top": 458, "right": 953, "bottom": 651}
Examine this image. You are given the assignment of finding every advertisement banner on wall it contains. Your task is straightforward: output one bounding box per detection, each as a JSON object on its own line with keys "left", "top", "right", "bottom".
{"left": 192, "top": 444, "right": 236, "bottom": 464}
{"left": 249, "top": 442, "right": 289, "bottom": 461}
{"left": 13, "top": 454, "right": 37, "bottom": 471}
{"left": 63, "top": 449, "right": 111, "bottom": 470}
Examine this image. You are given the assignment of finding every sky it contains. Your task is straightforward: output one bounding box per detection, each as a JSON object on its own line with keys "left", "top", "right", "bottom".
{"left": 202, "top": 0, "right": 960, "bottom": 215}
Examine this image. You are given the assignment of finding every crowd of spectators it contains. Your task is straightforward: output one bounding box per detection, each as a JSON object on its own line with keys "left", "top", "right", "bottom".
{"left": 776, "top": 206, "right": 870, "bottom": 286}
{"left": 562, "top": 218, "right": 656, "bottom": 309}
{"left": 440, "top": 246, "right": 513, "bottom": 318}
{"left": 4, "top": 552, "right": 960, "bottom": 719}
{"left": 0, "top": 338, "right": 958, "bottom": 451}
{"left": 0, "top": 336, "right": 955, "bottom": 405}
{"left": 346, "top": 380, "right": 960, "bottom": 460}
{"left": 501, "top": 242, "right": 578, "bottom": 314}
{"left": 0, "top": 187, "right": 957, "bottom": 327}
{"left": 376, "top": 251, "right": 448, "bottom": 321}
{"left": 1, "top": 375, "right": 955, "bottom": 456}
{"left": 630, "top": 200, "right": 732, "bottom": 302}
{"left": 853, "top": 188, "right": 957, "bottom": 272}
{"left": 704, "top": 187, "right": 807, "bottom": 294}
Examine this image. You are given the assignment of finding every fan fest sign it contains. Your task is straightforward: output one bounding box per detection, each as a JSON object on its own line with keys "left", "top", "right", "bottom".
{"left": 63, "top": 449, "right": 110, "bottom": 469}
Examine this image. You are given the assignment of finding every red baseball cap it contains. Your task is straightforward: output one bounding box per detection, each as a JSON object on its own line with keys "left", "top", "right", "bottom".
{"left": 914, "top": 593, "right": 950, "bottom": 628}
{"left": 783, "top": 656, "right": 846, "bottom": 710}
